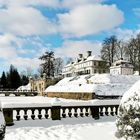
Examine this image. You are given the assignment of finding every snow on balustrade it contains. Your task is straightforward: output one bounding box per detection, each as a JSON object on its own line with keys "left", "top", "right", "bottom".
{"left": 0, "top": 96, "right": 120, "bottom": 108}
{"left": 0, "top": 97, "right": 120, "bottom": 126}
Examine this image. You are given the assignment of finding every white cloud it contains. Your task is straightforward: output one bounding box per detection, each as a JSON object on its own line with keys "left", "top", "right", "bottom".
{"left": 0, "top": 0, "right": 60, "bottom": 8}
{"left": 58, "top": 4, "right": 124, "bottom": 37}
{"left": 0, "top": 34, "right": 43, "bottom": 70}
{"left": 54, "top": 40, "right": 102, "bottom": 59}
{"left": 61, "top": 0, "right": 103, "bottom": 9}
{"left": 8, "top": 57, "right": 41, "bottom": 69}
{"left": 0, "top": 0, "right": 103, "bottom": 9}
{"left": 109, "top": 27, "right": 140, "bottom": 42}
{"left": 0, "top": 34, "right": 18, "bottom": 59}
{"left": 0, "top": 6, "right": 56, "bottom": 36}
{"left": 133, "top": 8, "right": 140, "bottom": 17}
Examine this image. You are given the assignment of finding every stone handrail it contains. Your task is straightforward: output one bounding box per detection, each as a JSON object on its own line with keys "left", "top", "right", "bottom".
{"left": 1, "top": 99, "right": 120, "bottom": 126}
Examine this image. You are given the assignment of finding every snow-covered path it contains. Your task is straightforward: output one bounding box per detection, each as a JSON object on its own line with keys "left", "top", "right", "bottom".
{"left": 5, "top": 116, "right": 124, "bottom": 140}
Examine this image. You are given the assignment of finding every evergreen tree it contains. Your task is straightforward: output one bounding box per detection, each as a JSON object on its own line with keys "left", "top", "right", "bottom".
{"left": 0, "top": 71, "right": 7, "bottom": 88}
{"left": 21, "top": 75, "right": 29, "bottom": 85}
{"left": 116, "top": 93, "right": 140, "bottom": 140}
{"left": 39, "top": 51, "right": 55, "bottom": 79}
{"left": 7, "top": 65, "right": 21, "bottom": 89}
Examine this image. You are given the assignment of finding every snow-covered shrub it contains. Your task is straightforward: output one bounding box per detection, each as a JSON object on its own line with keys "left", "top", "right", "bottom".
{"left": 116, "top": 80, "right": 140, "bottom": 140}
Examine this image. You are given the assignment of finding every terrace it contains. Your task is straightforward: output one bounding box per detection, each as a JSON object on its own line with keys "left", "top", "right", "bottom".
{"left": 0, "top": 96, "right": 123, "bottom": 140}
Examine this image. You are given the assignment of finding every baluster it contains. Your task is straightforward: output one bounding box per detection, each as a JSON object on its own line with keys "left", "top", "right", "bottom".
{"left": 110, "top": 107, "right": 114, "bottom": 116}
{"left": 105, "top": 107, "right": 109, "bottom": 116}
{"left": 16, "top": 109, "right": 20, "bottom": 121}
{"left": 68, "top": 108, "right": 72, "bottom": 117}
{"left": 62, "top": 108, "right": 66, "bottom": 118}
{"left": 80, "top": 108, "right": 84, "bottom": 117}
{"left": 99, "top": 107, "right": 104, "bottom": 116}
{"left": 45, "top": 108, "right": 49, "bottom": 119}
{"left": 31, "top": 109, "right": 35, "bottom": 120}
{"left": 85, "top": 107, "right": 89, "bottom": 117}
{"left": 38, "top": 109, "right": 42, "bottom": 119}
{"left": 24, "top": 109, "right": 28, "bottom": 120}
{"left": 74, "top": 107, "right": 78, "bottom": 118}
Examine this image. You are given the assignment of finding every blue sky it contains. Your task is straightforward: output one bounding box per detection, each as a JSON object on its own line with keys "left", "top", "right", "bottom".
{"left": 0, "top": 0, "right": 140, "bottom": 75}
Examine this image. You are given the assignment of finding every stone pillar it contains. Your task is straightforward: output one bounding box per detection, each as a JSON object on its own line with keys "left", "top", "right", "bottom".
{"left": 90, "top": 106, "right": 100, "bottom": 120}
{"left": 3, "top": 109, "right": 14, "bottom": 126}
{"left": 51, "top": 97, "right": 61, "bottom": 120}
{"left": 51, "top": 106, "right": 61, "bottom": 120}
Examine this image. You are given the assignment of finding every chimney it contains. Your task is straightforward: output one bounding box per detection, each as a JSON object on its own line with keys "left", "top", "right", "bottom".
{"left": 79, "top": 54, "right": 83, "bottom": 59}
{"left": 87, "top": 51, "right": 92, "bottom": 57}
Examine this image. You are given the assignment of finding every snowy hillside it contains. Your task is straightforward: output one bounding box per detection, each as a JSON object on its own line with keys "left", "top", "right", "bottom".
{"left": 17, "top": 83, "right": 31, "bottom": 91}
{"left": 121, "top": 80, "right": 140, "bottom": 104}
{"left": 45, "top": 74, "right": 140, "bottom": 96}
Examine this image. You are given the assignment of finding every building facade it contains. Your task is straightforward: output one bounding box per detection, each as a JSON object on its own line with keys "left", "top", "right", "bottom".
{"left": 110, "top": 58, "right": 134, "bottom": 75}
{"left": 29, "top": 76, "right": 46, "bottom": 96}
{"left": 62, "top": 51, "right": 108, "bottom": 77}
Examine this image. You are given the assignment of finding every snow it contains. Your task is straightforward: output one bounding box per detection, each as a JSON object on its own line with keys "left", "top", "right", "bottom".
{"left": 86, "top": 55, "right": 102, "bottom": 61}
{"left": 5, "top": 116, "right": 124, "bottom": 140}
{"left": 0, "top": 97, "right": 120, "bottom": 108}
{"left": 0, "top": 102, "right": 5, "bottom": 132}
{"left": 45, "top": 74, "right": 140, "bottom": 96}
{"left": 0, "top": 96, "right": 121, "bottom": 140}
{"left": 17, "top": 83, "right": 31, "bottom": 91}
{"left": 120, "top": 80, "right": 140, "bottom": 104}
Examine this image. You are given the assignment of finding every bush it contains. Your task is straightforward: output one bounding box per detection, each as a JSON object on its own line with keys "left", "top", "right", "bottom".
{"left": 116, "top": 92, "right": 140, "bottom": 140}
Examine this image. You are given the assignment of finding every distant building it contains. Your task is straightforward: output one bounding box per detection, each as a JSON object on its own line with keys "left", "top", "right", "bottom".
{"left": 110, "top": 58, "right": 134, "bottom": 75}
{"left": 62, "top": 51, "right": 108, "bottom": 77}
{"left": 29, "top": 74, "right": 46, "bottom": 96}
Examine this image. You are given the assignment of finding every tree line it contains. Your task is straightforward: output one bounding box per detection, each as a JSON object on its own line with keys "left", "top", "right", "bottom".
{"left": 101, "top": 33, "right": 140, "bottom": 74}
{"left": 0, "top": 65, "right": 29, "bottom": 89}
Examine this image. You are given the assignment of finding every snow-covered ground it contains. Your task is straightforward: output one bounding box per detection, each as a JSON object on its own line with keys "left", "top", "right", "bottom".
{"left": 45, "top": 74, "right": 140, "bottom": 96}
{"left": 5, "top": 116, "right": 124, "bottom": 140}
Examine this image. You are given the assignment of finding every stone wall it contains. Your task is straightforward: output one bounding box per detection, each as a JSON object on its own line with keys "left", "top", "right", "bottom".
{"left": 47, "top": 92, "right": 95, "bottom": 100}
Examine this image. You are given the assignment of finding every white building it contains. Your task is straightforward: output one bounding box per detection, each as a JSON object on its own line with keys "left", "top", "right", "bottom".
{"left": 110, "top": 58, "right": 134, "bottom": 75}
{"left": 62, "top": 51, "right": 108, "bottom": 77}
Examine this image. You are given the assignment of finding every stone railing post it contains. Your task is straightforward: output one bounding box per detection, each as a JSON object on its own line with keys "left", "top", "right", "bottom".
{"left": 51, "top": 98, "right": 61, "bottom": 120}
{"left": 51, "top": 106, "right": 61, "bottom": 120}
{"left": 90, "top": 106, "right": 100, "bottom": 120}
{"left": 3, "top": 108, "right": 14, "bottom": 126}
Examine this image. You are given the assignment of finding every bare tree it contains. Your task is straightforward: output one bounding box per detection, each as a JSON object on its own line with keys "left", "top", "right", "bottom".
{"left": 115, "top": 40, "right": 127, "bottom": 60}
{"left": 54, "top": 57, "right": 63, "bottom": 77}
{"left": 126, "top": 34, "right": 140, "bottom": 74}
{"left": 101, "top": 35, "right": 118, "bottom": 66}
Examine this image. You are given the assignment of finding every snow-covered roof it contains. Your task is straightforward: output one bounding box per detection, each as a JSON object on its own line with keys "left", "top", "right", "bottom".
{"left": 17, "top": 83, "right": 31, "bottom": 91}
{"left": 86, "top": 55, "right": 102, "bottom": 61}
{"left": 64, "top": 55, "right": 102, "bottom": 67}
{"left": 113, "top": 59, "right": 133, "bottom": 67}
{"left": 45, "top": 74, "right": 140, "bottom": 96}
